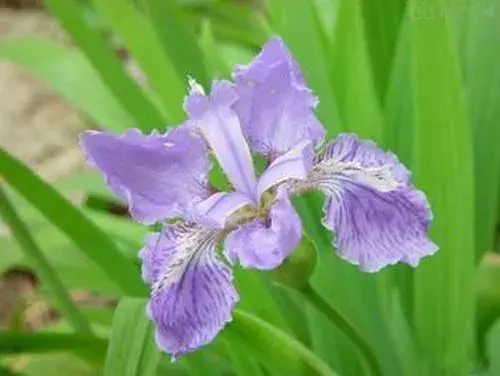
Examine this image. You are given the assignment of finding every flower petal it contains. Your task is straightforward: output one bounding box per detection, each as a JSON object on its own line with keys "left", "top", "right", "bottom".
{"left": 233, "top": 36, "right": 325, "bottom": 156}
{"left": 306, "top": 134, "right": 437, "bottom": 272}
{"left": 185, "top": 80, "right": 257, "bottom": 199}
{"left": 195, "top": 192, "right": 254, "bottom": 229}
{"left": 80, "top": 126, "right": 210, "bottom": 224}
{"left": 224, "top": 189, "right": 302, "bottom": 270}
{"left": 256, "top": 141, "right": 313, "bottom": 200}
{"left": 141, "top": 224, "right": 238, "bottom": 357}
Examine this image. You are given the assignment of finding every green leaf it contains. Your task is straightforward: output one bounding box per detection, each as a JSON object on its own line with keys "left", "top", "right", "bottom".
{"left": 359, "top": 0, "right": 407, "bottom": 100}
{"left": 0, "top": 188, "right": 92, "bottom": 334}
{"left": 199, "top": 19, "right": 231, "bottom": 79}
{"left": 0, "top": 367, "right": 24, "bottom": 376}
{"left": 45, "top": 0, "right": 165, "bottom": 130}
{"left": 234, "top": 270, "right": 291, "bottom": 332}
{"left": 91, "top": 0, "right": 186, "bottom": 124}
{"left": 485, "top": 320, "right": 500, "bottom": 376}
{"left": 330, "top": 0, "right": 385, "bottom": 140}
{"left": 0, "top": 149, "right": 147, "bottom": 297}
{"left": 462, "top": 0, "right": 500, "bottom": 261}
{"left": 104, "top": 298, "right": 160, "bottom": 376}
{"left": 0, "top": 332, "right": 106, "bottom": 365}
{"left": 267, "top": 0, "right": 342, "bottom": 135}
{"left": 0, "top": 38, "right": 131, "bottom": 131}
{"left": 410, "top": 1, "right": 475, "bottom": 374}
{"left": 18, "top": 353, "right": 97, "bottom": 376}
{"left": 225, "top": 310, "right": 338, "bottom": 376}
{"left": 143, "top": 0, "right": 209, "bottom": 85}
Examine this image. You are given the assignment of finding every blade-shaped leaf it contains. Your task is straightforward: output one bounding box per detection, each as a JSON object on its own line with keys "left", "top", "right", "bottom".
{"left": 104, "top": 298, "right": 160, "bottom": 376}
{"left": 0, "top": 38, "right": 131, "bottom": 131}
{"left": 0, "top": 332, "right": 106, "bottom": 364}
{"left": 359, "top": 0, "right": 407, "bottom": 100}
{"left": 0, "top": 149, "right": 147, "bottom": 297}
{"left": 90, "top": 0, "right": 186, "bottom": 124}
{"left": 0, "top": 188, "right": 92, "bottom": 334}
{"left": 410, "top": 1, "right": 475, "bottom": 374}
{"left": 330, "top": 0, "right": 384, "bottom": 141}
{"left": 225, "top": 310, "right": 338, "bottom": 376}
{"left": 462, "top": 0, "right": 500, "bottom": 261}
{"left": 45, "top": 0, "right": 165, "bottom": 130}
{"left": 143, "top": 0, "right": 209, "bottom": 86}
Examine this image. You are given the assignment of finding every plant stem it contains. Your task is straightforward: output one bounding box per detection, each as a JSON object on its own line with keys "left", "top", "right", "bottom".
{"left": 300, "top": 283, "right": 383, "bottom": 376}
{"left": 0, "top": 186, "right": 92, "bottom": 334}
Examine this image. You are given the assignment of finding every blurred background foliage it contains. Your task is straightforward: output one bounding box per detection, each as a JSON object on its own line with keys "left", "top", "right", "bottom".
{"left": 0, "top": 0, "right": 500, "bottom": 375}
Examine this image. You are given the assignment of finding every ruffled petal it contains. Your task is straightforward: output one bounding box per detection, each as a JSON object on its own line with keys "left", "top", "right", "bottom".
{"left": 185, "top": 80, "right": 257, "bottom": 199}
{"left": 233, "top": 36, "right": 324, "bottom": 156}
{"left": 256, "top": 141, "right": 313, "bottom": 200}
{"left": 141, "top": 224, "right": 238, "bottom": 357}
{"left": 224, "top": 189, "right": 302, "bottom": 270}
{"left": 305, "top": 134, "right": 437, "bottom": 272}
{"left": 80, "top": 126, "right": 210, "bottom": 224}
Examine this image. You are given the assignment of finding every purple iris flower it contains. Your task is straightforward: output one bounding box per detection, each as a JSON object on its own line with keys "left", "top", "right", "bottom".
{"left": 80, "top": 37, "right": 437, "bottom": 358}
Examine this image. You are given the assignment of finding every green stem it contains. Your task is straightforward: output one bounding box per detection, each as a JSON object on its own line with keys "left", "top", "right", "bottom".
{"left": 0, "top": 186, "right": 92, "bottom": 334}
{"left": 300, "top": 283, "right": 383, "bottom": 376}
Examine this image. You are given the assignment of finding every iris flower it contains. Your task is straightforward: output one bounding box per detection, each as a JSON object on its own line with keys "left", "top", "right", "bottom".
{"left": 80, "top": 37, "right": 437, "bottom": 357}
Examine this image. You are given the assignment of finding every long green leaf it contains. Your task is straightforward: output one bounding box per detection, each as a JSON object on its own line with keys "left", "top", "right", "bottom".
{"left": 45, "top": 0, "right": 165, "bottom": 130}
{"left": 0, "top": 332, "right": 106, "bottom": 364}
{"left": 104, "top": 298, "right": 160, "bottom": 376}
{"left": 143, "top": 0, "right": 209, "bottom": 85}
{"left": 0, "top": 149, "right": 147, "bottom": 297}
{"left": 91, "top": 0, "right": 185, "bottom": 124}
{"left": 359, "top": 0, "right": 407, "bottom": 100}
{"left": 410, "top": 1, "right": 475, "bottom": 374}
{"left": 0, "top": 188, "right": 92, "bottom": 334}
{"left": 330, "top": 0, "right": 384, "bottom": 140}
{"left": 0, "top": 38, "right": 131, "bottom": 131}
{"left": 0, "top": 366, "right": 24, "bottom": 376}
{"left": 462, "top": 0, "right": 500, "bottom": 261}
{"left": 225, "top": 310, "right": 338, "bottom": 376}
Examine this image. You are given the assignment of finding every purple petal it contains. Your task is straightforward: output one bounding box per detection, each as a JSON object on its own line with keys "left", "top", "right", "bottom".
{"left": 257, "top": 141, "right": 313, "bottom": 199}
{"left": 309, "top": 134, "right": 437, "bottom": 272}
{"left": 80, "top": 126, "right": 210, "bottom": 224}
{"left": 233, "top": 36, "right": 325, "bottom": 156}
{"left": 195, "top": 192, "right": 254, "bottom": 229}
{"left": 141, "top": 224, "right": 238, "bottom": 357}
{"left": 185, "top": 80, "right": 257, "bottom": 199}
{"left": 224, "top": 189, "right": 302, "bottom": 270}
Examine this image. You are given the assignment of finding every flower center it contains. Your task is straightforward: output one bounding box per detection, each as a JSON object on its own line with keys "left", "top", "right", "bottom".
{"left": 224, "top": 187, "right": 278, "bottom": 231}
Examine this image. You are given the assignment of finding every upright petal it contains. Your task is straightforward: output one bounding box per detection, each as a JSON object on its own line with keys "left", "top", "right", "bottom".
{"left": 80, "top": 126, "right": 210, "bottom": 224}
{"left": 141, "top": 224, "right": 238, "bottom": 357}
{"left": 233, "top": 36, "right": 325, "bottom": 156}
{"left": 305, "top": 134, "right": 437, "bottom": 272}
{"left": 256, "top": 141, "right": 313, "bottom": 200}
{"left": 225, "top": 189, "right": 302, "bottom": 270}
{"left": 195, "top": 192, "right": 254, "bottom": 229}
{"left": 185, "top": 80, "right": 257, "bottom": 199}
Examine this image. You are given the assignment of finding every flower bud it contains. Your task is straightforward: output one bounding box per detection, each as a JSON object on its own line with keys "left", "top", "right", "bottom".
{"left": 271, "top": 234, "right": 317, "bottom": 289}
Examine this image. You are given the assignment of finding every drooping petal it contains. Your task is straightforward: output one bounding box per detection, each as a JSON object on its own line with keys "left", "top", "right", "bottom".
{"left": 233, "top": 36, "right": 325, "bottom": 156}
{"left": 140, "top": 224, "right": 238, "bottom": 357}
{"left": 224, "top": 189, "right": 302, "bottom": 270}
{"left": 185, "top": 80, "right": 257, "bottom": 199}
{"left": 80, "top": 126, "right": 210, "bottom": 224}
{"left": 256, "top": 141, "right": 313, "bottom": 200}
{"left": 304, "top": 133, "right": 437, "bottom": 272}
{"left": 195, "top": 192, "right": 254, "bottom": 229}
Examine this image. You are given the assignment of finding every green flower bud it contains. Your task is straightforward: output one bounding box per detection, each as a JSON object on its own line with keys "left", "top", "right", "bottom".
{"left": 271, "top": 234, "right": 318, "bottom": 289}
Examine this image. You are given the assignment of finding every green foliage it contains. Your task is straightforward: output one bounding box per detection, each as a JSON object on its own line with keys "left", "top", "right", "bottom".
{"left": 1, "top": 0, "right": 500, "bottom": 375}
{"left": 104, "top": 298, "right": 160, "bottom": 376}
